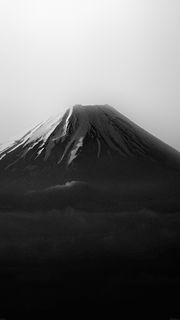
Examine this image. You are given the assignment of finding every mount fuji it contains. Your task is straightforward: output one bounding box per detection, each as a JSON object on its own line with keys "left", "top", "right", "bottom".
{"left": 0, "top": 104, "right": 180, "bottom": 194}
{"left": 1, "top": 105, "right": 180, "bottom": 311}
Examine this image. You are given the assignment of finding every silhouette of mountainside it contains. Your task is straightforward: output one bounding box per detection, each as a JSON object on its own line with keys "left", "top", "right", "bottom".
{"left": 0, "top": 104, "right": 179, "bottom": 193}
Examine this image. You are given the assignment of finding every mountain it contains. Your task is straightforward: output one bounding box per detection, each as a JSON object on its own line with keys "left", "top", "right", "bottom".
{"left": 0, "top": 104, "right": 180, "bottom": 193}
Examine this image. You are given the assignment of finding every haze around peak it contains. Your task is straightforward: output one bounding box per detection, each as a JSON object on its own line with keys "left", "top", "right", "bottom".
{"left": 0, "top": 0, "right": 180, "bottom": 151}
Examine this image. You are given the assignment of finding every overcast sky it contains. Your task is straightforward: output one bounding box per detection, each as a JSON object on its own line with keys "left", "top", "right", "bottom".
{"left": 0, "top": 0, "right": 180, "bottom": 150}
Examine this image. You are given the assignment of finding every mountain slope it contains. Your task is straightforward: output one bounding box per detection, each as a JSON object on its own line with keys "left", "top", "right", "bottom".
{"left": 0, "top": 104, "right": 179, "bottom": 192}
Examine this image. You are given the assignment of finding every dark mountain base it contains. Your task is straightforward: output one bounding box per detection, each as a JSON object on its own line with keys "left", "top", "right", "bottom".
{"left": 0, "top": 206, "right": 180, "bottom": 318}
{"left": 0, "top": 155, "right": 179, "bottom": 193}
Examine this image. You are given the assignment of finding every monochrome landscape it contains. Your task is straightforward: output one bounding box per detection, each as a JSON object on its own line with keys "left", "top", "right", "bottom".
{"left": 0, "top": 104, "right": 180, "bottom": 317}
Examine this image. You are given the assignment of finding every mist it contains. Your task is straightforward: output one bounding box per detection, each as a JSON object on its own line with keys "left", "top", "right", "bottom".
{"left": 0, "top": 0, "right": 180, "bottom": 151}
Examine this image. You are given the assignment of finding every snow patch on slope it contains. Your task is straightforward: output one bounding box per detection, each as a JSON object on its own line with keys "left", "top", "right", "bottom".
{"left": 44, "top": 107, "right": 73, "bottom": 161}
{"left": 68, "top": 137, "right": 84, "bottom": 164}
{"left": 0, "top": 115, "right": 61, "bottom": 161}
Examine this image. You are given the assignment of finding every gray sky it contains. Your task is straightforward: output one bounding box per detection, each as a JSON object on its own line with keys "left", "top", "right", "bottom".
{"left": 0, "top": 0, "right": 180, "bottom": 150}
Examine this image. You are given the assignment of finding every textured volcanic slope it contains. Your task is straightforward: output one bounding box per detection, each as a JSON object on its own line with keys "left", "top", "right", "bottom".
{"left": 0, "top": 104, "right": 180, "bottom": 192}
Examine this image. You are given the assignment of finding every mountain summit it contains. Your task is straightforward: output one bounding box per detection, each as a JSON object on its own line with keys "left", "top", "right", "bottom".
{"left": 0, "top": 104, "right": 179, "bottom": 192}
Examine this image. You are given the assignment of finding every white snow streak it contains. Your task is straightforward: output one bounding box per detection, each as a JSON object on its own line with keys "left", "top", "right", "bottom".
{"left": 68, "top": 137, "right": 84, "bottom": 164}
{"left": 0, "top": 154, "right": 6, "bottom": 161}
{"left": 44, "top": 107, "right": 72, "bottom": 161}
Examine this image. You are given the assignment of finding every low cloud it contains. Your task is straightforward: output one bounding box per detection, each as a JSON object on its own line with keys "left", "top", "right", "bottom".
{"left": 0, "top": 180, "right": 116, "bottom": 211}
{"left": 0, "top": 180, "right": 180, "bottom": 214}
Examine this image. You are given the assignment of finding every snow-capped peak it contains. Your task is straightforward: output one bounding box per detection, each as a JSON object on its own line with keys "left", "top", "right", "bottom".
{"left": 0, "top": 104, "right": 179, "bottom": 170}
{"left": 0, "top": 104, "right": 151, "bottom": 166}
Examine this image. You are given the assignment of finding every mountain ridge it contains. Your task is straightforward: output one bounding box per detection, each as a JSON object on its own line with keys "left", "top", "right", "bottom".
{"left": 0, "top": 104, "right": 180, "bottom": 166}
{"left": 0, "top": 104, "right": 179, "bottom": 192}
